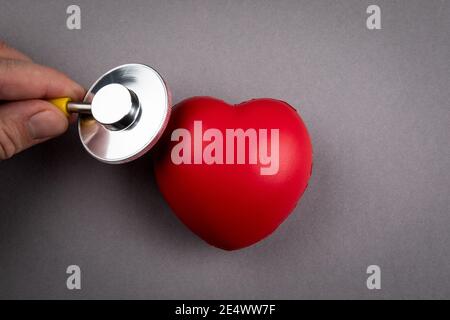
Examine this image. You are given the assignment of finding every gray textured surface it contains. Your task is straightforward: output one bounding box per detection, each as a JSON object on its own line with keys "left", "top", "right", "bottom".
{"left": 0, "top": 0, "right": 449, "bottom": 299}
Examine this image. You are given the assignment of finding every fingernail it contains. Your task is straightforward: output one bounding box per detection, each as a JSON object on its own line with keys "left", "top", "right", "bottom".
{"left": 74, "top": 87, "right": 86, "bottom": 101}
{"left": 27, "top": 110, "right": 67, "bottom": 140}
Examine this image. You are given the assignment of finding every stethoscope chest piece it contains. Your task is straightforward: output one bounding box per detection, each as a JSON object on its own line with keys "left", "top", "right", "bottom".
{"left": 76, "top": 64, "right": 170, "bottom": 164}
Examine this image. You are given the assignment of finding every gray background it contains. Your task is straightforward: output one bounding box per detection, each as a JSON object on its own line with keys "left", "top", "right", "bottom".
{"left": 0, "top": 0, "right": 449, "bottom": 299}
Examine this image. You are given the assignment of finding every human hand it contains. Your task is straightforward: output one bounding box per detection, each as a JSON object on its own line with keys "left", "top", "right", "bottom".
{"left": 0, "top": 42, "right": 85, "bottom": 160}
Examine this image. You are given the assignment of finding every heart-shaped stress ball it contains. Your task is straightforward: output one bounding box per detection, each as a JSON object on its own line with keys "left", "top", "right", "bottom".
{"left": 154, "top": 97, "right": 312, "bottom": 250}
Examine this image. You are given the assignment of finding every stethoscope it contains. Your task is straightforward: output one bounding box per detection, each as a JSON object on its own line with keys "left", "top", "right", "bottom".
{"left": 49, "top": 64, "right": 171, "bottom": 164}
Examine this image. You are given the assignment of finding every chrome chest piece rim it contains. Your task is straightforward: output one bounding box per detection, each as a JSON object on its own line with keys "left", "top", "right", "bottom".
{"left": 78, "top": 64, "right": 171, "bottom": 164}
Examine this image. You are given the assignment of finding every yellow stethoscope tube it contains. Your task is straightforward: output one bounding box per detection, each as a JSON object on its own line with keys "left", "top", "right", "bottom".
{"left": 48, "top": 97, "right": 72, "bottom": 117}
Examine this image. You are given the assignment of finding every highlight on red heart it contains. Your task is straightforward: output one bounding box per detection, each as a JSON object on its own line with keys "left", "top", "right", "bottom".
{"left": 170, "top": 120, "right": 280, "bottom": 175}
{"left": 154, "top": 97, "right": 312, "bottom": 250}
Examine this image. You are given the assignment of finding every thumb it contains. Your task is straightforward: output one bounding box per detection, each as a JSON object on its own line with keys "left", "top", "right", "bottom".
{"left": 0, "top": 99, "right": 68, "bottom": 160}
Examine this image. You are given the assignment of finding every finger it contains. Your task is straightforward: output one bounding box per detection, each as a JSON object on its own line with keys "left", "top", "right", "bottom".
{"left": 68, "top": 112, "right": 78, "bottom": 124}
{"left": 0, "top": 59, "right": 85, "bottom": 101}
{"left": 0, "top": 41, "right": 32, "bottom": 62}
{"left": 0, "top": 99, "right": 68, "bottom": 160}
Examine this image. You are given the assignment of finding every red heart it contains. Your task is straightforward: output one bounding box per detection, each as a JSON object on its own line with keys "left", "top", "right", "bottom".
{"left": 154, "top": 97, "right": 312, "bottom": 250}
